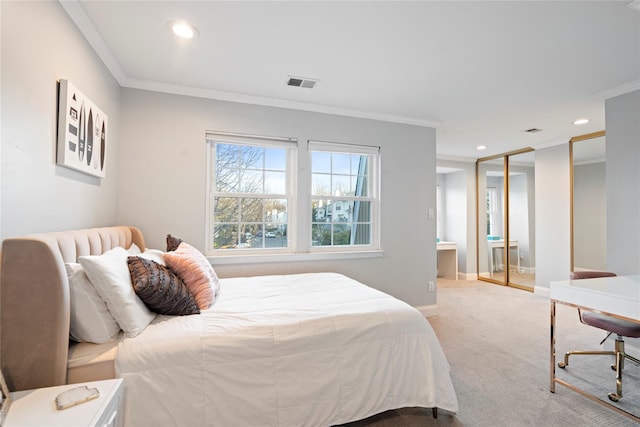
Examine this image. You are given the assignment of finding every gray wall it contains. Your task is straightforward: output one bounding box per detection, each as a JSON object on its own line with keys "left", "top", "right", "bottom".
{"left": 535, "top": 144, "right": 571, "bottom": 291}
{"left": 1, "top": 1, "right": 122, "bottom": 239}
{"left": 443, "top": 170, "right": 469, "bottom": 274}
{"left": 4, "top": 1, "right": 635, "bottom": 308}
{"left": 606, "top": 90, "right": 640, "bottom": 275}
{"left": 0, "top": 1, "right": 440, "bottom": 308}
{"left": 118, "top": 89, "right": 439, "bottom": 307}
{"left": 606, "top": 90, "right": 640, "bottom": 351}
{"left": 436, "top": 160, "right": 477, "bottom": 279}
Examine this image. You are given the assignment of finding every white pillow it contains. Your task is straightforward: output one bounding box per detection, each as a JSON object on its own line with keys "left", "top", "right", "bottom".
{"left": 65, "top": 263, "right": 121, "bottom": 343}
{"left": 139, "top": 248, "right": 165, "bottom": 265}
{"left": 128, "top": 243, "right": 142, "bottom": 255}
{"left": 79, "top": 247, "right": 156, "bottom": 338}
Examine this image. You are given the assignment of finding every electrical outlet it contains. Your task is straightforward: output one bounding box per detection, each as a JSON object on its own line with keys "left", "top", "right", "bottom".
{"left": 428, "top": 281, "right": 435, "bottom": 292}
{"left": 428, "top": 208, "right": 435, "bottom": 219}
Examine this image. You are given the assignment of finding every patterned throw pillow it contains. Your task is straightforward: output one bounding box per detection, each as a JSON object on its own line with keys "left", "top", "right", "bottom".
{"left": 163, "top": 242, "right": 220, "bottom": 310}
{"left": 166, "top": 234, "right": 183, "bottom": 252}
{"left": 127, "top": 256, "right": 200, "bottom": 316}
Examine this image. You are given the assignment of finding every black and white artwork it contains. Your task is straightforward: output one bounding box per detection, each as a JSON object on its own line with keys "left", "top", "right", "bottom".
{"left": 56, "top": 79, "right": 108, "bottom": 178}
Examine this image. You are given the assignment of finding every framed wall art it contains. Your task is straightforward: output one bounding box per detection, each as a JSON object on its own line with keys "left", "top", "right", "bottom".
{"left": 56, "top": 79, "right": 108, "bottom": 178}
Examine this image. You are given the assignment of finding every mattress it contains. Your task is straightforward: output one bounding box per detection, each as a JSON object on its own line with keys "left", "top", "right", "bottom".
{"left": 67, "top": 337, "right": 121, "bottom": 384}
{"left": 115, "top": 272, "right": 458, "bottom": 426}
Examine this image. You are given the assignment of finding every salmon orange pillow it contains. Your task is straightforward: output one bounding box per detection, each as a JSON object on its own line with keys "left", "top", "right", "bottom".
{"left": 164, "top": 242, "right": 220, "bottom": 309}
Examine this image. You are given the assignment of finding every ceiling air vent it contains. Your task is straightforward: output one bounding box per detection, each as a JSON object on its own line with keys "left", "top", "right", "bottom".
{"left": 524, "top": 128, "right": 542, "bottom": 133}
{"left": 287, "top": 76, "right": 318, "bottom": 89}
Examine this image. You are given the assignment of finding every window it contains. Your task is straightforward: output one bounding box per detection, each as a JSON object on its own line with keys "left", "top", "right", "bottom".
{"left": 310, "top": 141, "right": 380, "bottom": 250}
{"left": 206, "top": 134, "right": 380, "bottom": 258}
{"left": 486, "top": 187, "right": 498, "bottom": 236}
{"left": 436, "top": 184, "right": 443, "bottom": 240}
{"left": 206, "top": 133, "right": 296, "bottom": 253}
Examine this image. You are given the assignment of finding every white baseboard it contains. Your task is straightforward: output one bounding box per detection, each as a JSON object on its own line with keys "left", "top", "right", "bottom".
{"left": 415, "top": 304, "right": 438, "bottom": 317}
{"left": 457, "top": 272, "right": 478, "bottom": 281}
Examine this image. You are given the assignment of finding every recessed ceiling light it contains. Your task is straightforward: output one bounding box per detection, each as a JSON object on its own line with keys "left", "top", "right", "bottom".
{"left": 168, "top": 21, "right": 198, "bottom": 39}
{"left": 573, "top": 118, "right": 589, "bottom": 125}
{"left": 476, "top": 145, "right": 486, "bottom": 150}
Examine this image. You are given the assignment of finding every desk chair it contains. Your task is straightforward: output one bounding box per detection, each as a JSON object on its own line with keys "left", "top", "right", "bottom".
{"left": 558, "top": 271, "right": 640, "bottom": 402}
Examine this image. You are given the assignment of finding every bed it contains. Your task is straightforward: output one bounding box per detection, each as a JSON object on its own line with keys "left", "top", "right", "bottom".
{"left": 0, "top": 226, "right": 458, "bottom": 426}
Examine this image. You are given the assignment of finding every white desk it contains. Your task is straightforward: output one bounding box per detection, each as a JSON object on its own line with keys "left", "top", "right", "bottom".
{"left": 437, "top": 241, "right": 458, "bottom": 280}
{"left": 487, "top": 239, "right": 519, "bottom": 278}
{"left": 550, "top": 275, "right": 640, "bottom": 421}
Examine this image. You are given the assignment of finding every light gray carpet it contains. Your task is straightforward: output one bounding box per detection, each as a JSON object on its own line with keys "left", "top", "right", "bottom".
{"left": 338, "top": 279, "right": 639, "bottom": 426}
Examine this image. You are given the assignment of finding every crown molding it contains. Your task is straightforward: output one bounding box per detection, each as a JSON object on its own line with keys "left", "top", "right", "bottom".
{"left": 532, "top": 138, "right": 570, "bottom": 151}
{"left": 596, "top": 79, "right": 640, "bottom": 100}
{"left": 59, "top": 0, "right": 441, "bottom": 129}
{"left": 59, "top": 0, "right": 127, "bottom": 84}
{"left": 436, "top": 155, "right": 477, "bottom": 163}
{"left": 124, "top": 78, "right": 442, "bottom": 128}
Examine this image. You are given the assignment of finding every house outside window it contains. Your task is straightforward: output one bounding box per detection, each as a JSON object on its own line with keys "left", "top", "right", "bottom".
{"left": 310, "top": 141, "right": 380, "bottom": 250}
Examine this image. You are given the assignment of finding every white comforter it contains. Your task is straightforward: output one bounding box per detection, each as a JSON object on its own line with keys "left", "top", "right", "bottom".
{"left": 116, "top": 272, "right": 458, "bottom": 426}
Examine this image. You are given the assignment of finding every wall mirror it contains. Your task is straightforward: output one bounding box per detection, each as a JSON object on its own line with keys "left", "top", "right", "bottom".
{"left": 571, "top": 131, "right": 606, "bottom": 272}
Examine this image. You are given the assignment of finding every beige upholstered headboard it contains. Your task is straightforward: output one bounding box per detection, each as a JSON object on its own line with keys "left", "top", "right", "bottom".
{"left": 0, "top": 226, "right": 145, "bottom": 392}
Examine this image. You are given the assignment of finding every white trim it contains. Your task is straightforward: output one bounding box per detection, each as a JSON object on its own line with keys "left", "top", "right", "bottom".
{"left": 532, "top": 138, "right": 569, "bottom": 151}
{"left": 457, "top": 272, "right": 478, "bottom": 281}
{"left": 206, "top": 131, "right": 296, "bottom": 145}
{"left": 436, "top": 155, "right": 476, "bottom": 164}
{"left": 596, "top": 79, "right": 640, "bottom": 100}
{"left": 209, "top": 249, "right": 383, "bottom": 265}
{"left": 534, "top": 285, "right": 550, "bottom": 298}
{"left": 59, "top": 1, "right": 127, "bottom": 84}
{"left": 127, "top": 79, "right": 441, "bottom": 128}
{"left": 308, "top": 140, "right": 380, "bottom": 154}
{"left": 59, "top": 0, "right": 441, "bottom": 129}
{"left": 415, "top": 304, "right": 438, "bottom": 318}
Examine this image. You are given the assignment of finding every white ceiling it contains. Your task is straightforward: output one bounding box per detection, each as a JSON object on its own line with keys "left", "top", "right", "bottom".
{"left": 62, "top": 1, "right": 639, "bottom": 161}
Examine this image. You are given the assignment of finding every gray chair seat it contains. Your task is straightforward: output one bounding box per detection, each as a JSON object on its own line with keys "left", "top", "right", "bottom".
{"left": 582, "top": 311, "right": 640, "bottom": 338}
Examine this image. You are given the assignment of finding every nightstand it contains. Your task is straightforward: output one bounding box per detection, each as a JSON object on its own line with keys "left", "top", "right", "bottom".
{"left": 4, "top": 378, "right": 123, "bottom": 427}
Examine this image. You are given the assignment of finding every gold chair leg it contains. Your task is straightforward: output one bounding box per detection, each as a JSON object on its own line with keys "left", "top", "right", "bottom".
{"left": 557, "top": 336, "right": 640, "bottom": 403}
{"left": 623, "top": 353, "right": 640, "bottom": 365}
{"left": 558, "top": 350, "right": 614, "bottom": 368}
{"left": 609, "top": 338, "right": 625, "bottom": 402}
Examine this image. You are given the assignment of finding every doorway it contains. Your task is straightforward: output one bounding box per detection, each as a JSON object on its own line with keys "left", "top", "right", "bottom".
{"left": 476, "top": 149, "right": 535, "bottom": 290}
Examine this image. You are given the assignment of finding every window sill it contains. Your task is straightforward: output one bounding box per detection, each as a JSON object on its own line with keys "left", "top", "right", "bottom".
{"left": 208, "top": 250, "right": 384, "bottom": 266}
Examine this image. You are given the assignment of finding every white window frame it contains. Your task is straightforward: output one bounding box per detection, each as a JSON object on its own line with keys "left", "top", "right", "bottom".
{"left": 206, "top": 134, "right": 383, "bottom": 264}
{"left": 486, "top": 186, "right": 498, "bottom": 236}
{"left": 308, "top": 140, "right": 381, "bottom": 253}
{"left": 205, "top": 132, "right": 298, "bottom": 256}
{"left": 436, "top": 184, "right": 443, "bottom": 241}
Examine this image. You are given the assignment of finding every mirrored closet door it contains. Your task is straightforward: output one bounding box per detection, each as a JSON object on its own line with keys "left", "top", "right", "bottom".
{"left": 476, "top": 148, "right": 535, "bottom": 290}
{"left": 477, "top": 157, "right": 505, "bottom": 282}
{"left": 571, "top": 131, "right": 606, "bottom": 272}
